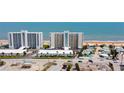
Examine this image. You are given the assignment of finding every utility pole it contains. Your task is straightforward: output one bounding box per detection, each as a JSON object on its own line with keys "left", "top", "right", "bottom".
{"left": 120, "top": 52, "right": 124, "bottom": 65}
{"left": 120, "top": 52, "right": 124, "bottom": 71}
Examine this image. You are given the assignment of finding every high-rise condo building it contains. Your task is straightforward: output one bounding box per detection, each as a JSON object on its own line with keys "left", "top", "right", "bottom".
{"left": 50, "top": 32, "right": 64, "bottom": 49}
{"left": 8, "top": 30, "right": 43, "bottom": 49}
{"left": 50, "top": 31, "right": 83, "bottom": 49}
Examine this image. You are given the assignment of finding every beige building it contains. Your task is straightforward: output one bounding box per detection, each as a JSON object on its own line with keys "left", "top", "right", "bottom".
{"left": 50, "top": 31, "right": 83, "bottom": 50}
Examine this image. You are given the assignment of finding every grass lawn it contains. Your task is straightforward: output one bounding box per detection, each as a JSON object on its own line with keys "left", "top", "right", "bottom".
{"left": 0, "top": 56, "right": 23, "bottom": 59}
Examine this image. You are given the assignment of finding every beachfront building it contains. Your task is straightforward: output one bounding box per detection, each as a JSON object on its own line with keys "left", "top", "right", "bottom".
{"left": 8, "top": 30, "right": 43, "bottom": 49}
{"left": 50, "top": 32, "right": 64, "bottom": 49}
{"left": 50, "top": 31, "right": 83, "bottom": 50}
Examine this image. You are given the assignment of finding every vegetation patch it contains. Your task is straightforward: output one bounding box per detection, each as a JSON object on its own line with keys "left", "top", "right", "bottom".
{"left": 42, "top": 62, "right": 57, "bottom": 71}
{"left": 0, "top": 56, "right": 22, "bottom": 59}
{"left": 0, "top": 61, "right": 6, "bottom": 66}
{"left": 66, "top": 63, "right": 73, "bottom": 71}
{"left": 21, "top": 64, "right": 31, "bottom": 69}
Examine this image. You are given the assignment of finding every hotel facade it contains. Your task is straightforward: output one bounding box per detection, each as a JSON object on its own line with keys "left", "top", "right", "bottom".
{"left": 8, "top": 30, "right": 43, "bottom": 49}
{"left": 50, "top": 31, "right": 83, "bottom": 49}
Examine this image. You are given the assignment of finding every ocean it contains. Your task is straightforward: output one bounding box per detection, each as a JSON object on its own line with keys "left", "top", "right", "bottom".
{"left": 0, "top": 22, "right": 124, "bottom": 41}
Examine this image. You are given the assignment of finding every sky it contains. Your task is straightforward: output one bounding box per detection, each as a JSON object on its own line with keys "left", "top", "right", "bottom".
{"left": 0, "top": 22, "right": 124, "bottom": 40}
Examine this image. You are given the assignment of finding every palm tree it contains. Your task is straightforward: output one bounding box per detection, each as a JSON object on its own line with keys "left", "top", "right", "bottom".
{"left": 75, "top": 63, "right": 80, "bottom": 71}
{"left": 63, "top": 52, "right": 65, "bottom": 57}
{"left": 109, "top": 45, "right": 115, "bottom": 51}
{"left": 16, "top": 53, "right": 20, "bottom": 56}
{"left": 23, "top": 51, "right": 26, "bottom": 56}
{"left": 40, "top": 53, "right": 42, "bottom": 57}
{"left": 10, "top": 52, "right": 13, "bottom": 56}
{"left": 47, "top": 52, "right": 49, "bottom": 56}
{"left": 110, "top": 49, "right": 118, "bottom": 60}
{"left": 56, "top": 51, "right": 59, "bottom": 56}
{"left": 70, "top": 52, "right": 72, "bottom": 56}
{"left": 2, "top": 52, "right": 4, "bottom": 56}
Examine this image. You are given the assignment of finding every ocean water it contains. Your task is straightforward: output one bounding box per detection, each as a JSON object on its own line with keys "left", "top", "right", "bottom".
{"left": 0, "top": 22, "right": 124, "bottom": 41}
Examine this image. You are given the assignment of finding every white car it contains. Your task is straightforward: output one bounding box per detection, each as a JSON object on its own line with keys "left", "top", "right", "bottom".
{"left": 99, "top": 54, "right": 109, "bottom": 59}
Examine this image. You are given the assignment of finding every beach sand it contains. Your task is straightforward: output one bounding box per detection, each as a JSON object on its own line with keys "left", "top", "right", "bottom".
{"left": 84, "top": 41, "right": 124, "bottom": 46}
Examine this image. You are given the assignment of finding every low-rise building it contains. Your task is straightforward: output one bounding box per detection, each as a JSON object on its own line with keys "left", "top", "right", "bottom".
{"left": 0, "top": 47, "right": 27, "bottom": 56}
{"left": 38, "top": 49, "right": 73, "bottom": 56}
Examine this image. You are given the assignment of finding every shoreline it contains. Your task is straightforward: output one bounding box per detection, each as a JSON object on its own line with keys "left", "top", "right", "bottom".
{"left": 1, "top": 39, "right": 124, "bottom": 42}
{"left": 84, "top": 40, "right": 124, "bottom": 42}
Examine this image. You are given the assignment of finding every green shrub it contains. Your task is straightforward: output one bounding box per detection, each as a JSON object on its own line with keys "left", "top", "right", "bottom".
{"left": 75, "top": 63, "right": 80, "bottom": 71}
{"left": 0, "top": 61, "right": 6, "bottom": 66}
{"left": 66, "top": 64, "right": 72, "bottom": 71}
{"left": 42, "top": 62, "right": 57, "bottom": 71}
{"left": 21, "top": 65, "right": 31, "bottom": 69}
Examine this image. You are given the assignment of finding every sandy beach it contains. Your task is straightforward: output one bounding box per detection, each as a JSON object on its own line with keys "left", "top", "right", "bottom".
{"left": 0, "top": 40, "right": 8, "bottom": 46}
{"left": 84, "top": 40, "right": 124, "bottom": 46}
